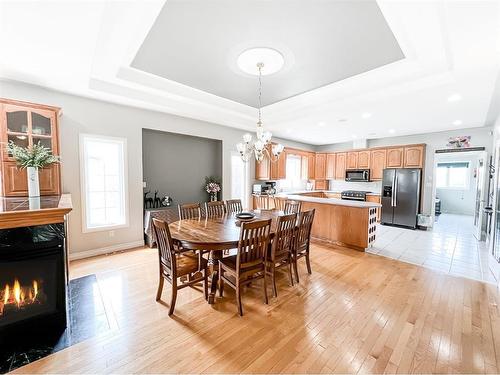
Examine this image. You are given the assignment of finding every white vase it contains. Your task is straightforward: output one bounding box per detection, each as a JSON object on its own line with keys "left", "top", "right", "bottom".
{"left": 27, "top": 166, "right": 40, "bottom": 197}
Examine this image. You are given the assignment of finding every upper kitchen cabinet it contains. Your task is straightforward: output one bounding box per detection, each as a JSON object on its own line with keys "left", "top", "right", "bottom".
{"left": 255, "top": 144, "right": 287, "bottom": 180}
{"left": 358, "top": 150, "right": 370, "bottom": 169}
{"left": 386, "top": 147, "right": 404, "bottom": 168}
{"left": 326, "top": 153, "right": 335, "bottom": 179}
{"left": 370, "top": 149, "right": 386, "bottom": 180}
{"left": 346, "top": 151, "right": 358, "bottom": 169}
{"left": 307, "top": 152, "right": 315, "bottom": 179}
{"left": 0, "top": 99, "right": 61, "bottom": 196}
{"left": 335, "top": 152, "right": 346, "bottom": 179}
{"left": 255, "top": 149, "right": 271, "bottom": 180}
{"left": 314, "top": 153, "right": 326, "bottom": 180}
{"left": 404, "top": 145, "right": 425, "bottom": 168}
{"left": 270, "top": 149, "right": 286, "bottom": 180}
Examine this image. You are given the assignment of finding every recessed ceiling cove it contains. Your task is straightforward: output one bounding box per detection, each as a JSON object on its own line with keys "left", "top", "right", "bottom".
{"left": 131, "top": 0, "right": 404, "bottom": 108}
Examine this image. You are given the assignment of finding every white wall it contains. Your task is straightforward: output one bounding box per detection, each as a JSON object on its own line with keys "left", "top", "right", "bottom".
{"left": 435, "top": 153, "right": 481, "bottom": 215}
{"left": 316, "top": 127, "right": 493, "bottom": 214}
{"left": 0, "top": 80, "right": 312, "bottom": 259}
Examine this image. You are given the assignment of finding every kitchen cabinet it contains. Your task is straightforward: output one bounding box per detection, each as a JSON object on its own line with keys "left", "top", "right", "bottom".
{"left": 346, "top": 152, "right": 358, "bottom": 169}
{"left": 366, "top": 195, "right": 381, "bottom": 222}
{"left": 358, "top": 150, "right": 370, "bottom": 169}
{"left": 307, "top": 152, "right": 315, "bottom": 179}
{"left": 370, "top": 149, "right": 386, "bottom": 180}
{"left": 270, "top": 149, "right": 286, "bottom": 180}
{"left": 314, "top": 153, "right": 326, "bottom": 180}
{"left": 335, "top": 152, "right": 346, "bottom": 180}
{"left": 386, "top": 147, "right": 404, "bottom": 168}
{"left": 0, "top": 99, "right": 61, "bottom": 196}
{"left": 256, "top": 144, "right": 287, "bottom": 180}
{"left": 325, "top": 192, "right": 341, "bottom": 199}
{"left": 326, "top": 153, "right": 336, "bottom": 179}
{"left": 404, "top": 145, "right": 425, "bottom": 168}
{"left": 315, "top": 180, "right": 328, "bottom": 190}
{"left": 255, "top": 152, "right": 270, "bottom": 180}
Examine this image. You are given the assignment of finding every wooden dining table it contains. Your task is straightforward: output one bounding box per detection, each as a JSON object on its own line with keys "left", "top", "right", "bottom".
{"left": 168, "top": 209, "right": 284, "bottom": 304}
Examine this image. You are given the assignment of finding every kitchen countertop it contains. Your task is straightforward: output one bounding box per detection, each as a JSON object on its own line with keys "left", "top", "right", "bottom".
{"left": 278, "top": 193, "right": 381, "bottom": 208}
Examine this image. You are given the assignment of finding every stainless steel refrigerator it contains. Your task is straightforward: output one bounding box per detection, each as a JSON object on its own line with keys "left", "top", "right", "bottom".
{"left": 381, "top": 168, "right": 421, "bottom": 229}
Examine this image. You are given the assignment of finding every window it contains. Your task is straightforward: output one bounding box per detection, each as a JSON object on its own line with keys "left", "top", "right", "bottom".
{"left": 281, "top": 154, "right": 303, "bottom": 191}
{"left": 231, "top": 152, "right": 248, "bottom": 208}
{"left": 436, "top": 161, "right": 470, "bottom": 189}
{"left": 80, "top": 134, "right": 128, "bottom": 232}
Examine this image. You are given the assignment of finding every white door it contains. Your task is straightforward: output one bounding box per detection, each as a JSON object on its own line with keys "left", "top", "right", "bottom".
{"left": 473, "top": 154, "right": 486, "bottom": 240}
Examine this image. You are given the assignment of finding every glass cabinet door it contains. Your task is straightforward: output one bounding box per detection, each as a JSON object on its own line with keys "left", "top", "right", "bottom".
{"left": 6, "top": 110, "right": 29, "bottom": 134}
{"left": 31, "top": 112, "right": 52, "bottom": 136}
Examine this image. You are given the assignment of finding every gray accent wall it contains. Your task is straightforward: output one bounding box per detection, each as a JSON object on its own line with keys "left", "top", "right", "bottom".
{"left": 142, "top": 129, "right": 222, "bottom": 205}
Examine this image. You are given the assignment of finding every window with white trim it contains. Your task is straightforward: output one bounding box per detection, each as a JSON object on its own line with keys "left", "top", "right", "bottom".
{"left": 80, "top": 134, "right": 128, "bottom": 231}
{"left": 281, "top": 154, "right": 303, "bottom": 191}
{"left": 436, "top": 161, "right": 470, "bottom": 189}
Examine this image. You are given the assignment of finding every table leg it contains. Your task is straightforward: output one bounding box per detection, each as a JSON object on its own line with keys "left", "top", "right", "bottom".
{"left": 208, "top": 251, "right": 222, "bottom": 304}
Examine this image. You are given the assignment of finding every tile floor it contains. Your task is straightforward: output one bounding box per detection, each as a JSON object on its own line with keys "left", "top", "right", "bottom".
{"left": 369, "top": 213, "right": 498, "bottom": 284}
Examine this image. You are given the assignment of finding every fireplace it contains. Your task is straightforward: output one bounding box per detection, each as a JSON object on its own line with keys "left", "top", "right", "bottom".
{"left": 0, "top": 223, "right": 67, "bottom": 349}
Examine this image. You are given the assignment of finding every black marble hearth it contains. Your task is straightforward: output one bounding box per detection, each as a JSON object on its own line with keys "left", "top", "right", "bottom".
{"left": 0, "top": 274, "right": 109, "bottom": 374}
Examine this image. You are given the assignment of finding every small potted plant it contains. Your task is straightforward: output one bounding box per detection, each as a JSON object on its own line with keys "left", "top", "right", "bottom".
{"left": 204, "top": 176, "right": 221, "bottom": 202}
{"left": 6, "top": 141, "right": 60, "bottom": 197}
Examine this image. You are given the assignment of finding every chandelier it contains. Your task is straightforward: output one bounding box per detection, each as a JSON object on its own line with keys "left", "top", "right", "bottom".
{"left": 236, "top": 62, "right": 284, "bottom": 163}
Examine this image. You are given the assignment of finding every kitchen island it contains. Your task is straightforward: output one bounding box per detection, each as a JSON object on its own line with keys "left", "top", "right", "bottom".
{"left": 276, "top": 192, "right": 381, "bottom": 251}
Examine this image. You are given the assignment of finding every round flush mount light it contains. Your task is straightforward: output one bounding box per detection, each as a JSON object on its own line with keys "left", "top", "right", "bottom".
{"left": 237, "top": 48, "right": 285, "bottom": 76}
{"left": 453, "top": 120, "right": 463, "bottom": 126}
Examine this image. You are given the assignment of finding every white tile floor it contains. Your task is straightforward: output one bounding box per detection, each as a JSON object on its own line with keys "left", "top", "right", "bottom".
{"left": 369, "top": 213, "right": 498, "bottom": 284}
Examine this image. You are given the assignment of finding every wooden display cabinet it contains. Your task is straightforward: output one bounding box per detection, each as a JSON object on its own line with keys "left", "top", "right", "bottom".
{"left": 0, "top": 99, "right": 61, "bottom": 196}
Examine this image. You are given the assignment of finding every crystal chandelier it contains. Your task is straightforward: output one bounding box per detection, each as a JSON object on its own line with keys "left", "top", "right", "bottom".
{"left": 236, "top": 62, "right": 284, "bottom": 163}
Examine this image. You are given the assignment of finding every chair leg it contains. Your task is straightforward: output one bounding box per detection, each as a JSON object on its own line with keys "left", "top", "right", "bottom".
{"left": 293, "top": 257, "right": 300, "bottom": 284}
{"left": 219, "top": 263, "right": 224, "bottom": 297}
{"left": 306, "top": 252, "right": 312, "bottom": 274}
{"left": 156, "top": 275, "right": 164, "bottom": 301}
{"left": 236, "top": 284, "right": 243, "bottom": 316}
{"left": 271, "top": 263, "right": 278, "bottom": 298}
{"left": 288, "top": 260, "right": 294, "bottom": 286}
{"left": 203, "top": 268, "right": 208, "bottom": 301}
{"left": 169, "top": 278, "right": 178, "bottom": 316}
{"left": 263, "top": 271, "right": 268, "bottom": 305}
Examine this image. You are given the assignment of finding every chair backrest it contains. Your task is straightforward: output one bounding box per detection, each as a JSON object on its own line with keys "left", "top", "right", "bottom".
{"left": 273, "top": 197, "right": 286, "bottom": 211}
{"left": 178, "top": 202, "right": 202, "bottom": 220}
{"left": 256, "top": 195, "right": 270, "bottom": 210}
{"left": 205, "top": 201, "right": 226, "bottom": 218}
{"left": 152, "top": 218, "right": 176, "bottom": 275}
{"left": 237, "top": 219, "right": 272, "bottom": 270}
{"left": 225, "top": 199, "right": 243, "bottom": 213}
{"left": 284, "top": 200, "right": 302, "bottom": 214}
{"left": 272, "top": 213, "right": 297, "bottom": 260}
{"left": 296, "top": 209, "right": 315, "bottom": 253}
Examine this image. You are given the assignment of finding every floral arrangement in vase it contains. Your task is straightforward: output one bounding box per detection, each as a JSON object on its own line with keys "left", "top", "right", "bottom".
{"left": 204, "top": 176, "right": 221, "bottom": 202}
{"left": 447, "top": 135, "right": 471, "bottom": 149}
{"left": 6, "top": 141, "right": 59, "bottom": 197}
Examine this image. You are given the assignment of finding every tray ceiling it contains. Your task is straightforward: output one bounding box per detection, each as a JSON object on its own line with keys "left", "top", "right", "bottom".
{"left": 131, "top": 0, "right": 404, "bottom": 107}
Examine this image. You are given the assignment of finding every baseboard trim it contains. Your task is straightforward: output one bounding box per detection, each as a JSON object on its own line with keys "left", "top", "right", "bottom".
{"left": 69, "top": 240, "right": 145, "bottom": 261}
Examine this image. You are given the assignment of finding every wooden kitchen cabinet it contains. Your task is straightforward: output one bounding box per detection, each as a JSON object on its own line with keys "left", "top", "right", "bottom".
{"left": 370, "top": 149, "right": 386, "bottom": 180}
{"left": 366, "top": 195, "right": 381, "bottom": 222}
{"left": 0, "top": 99, "right": 61, "bottom": 196}
{"left": 315, "top": 153, "right": 326, "bottom": 180}
{"left": 270, "top": 149, "right": 286, "bottom": 180}
{"left": 386, "top": 147, "right": 404, "bottom": 168}
{"left": 358, "top": 150, "right": 370, "bottom": 169}
{"left": 346, "top": 151, "right": 358, "bottom": 169}
{"left": 307, "top": 152, "right": 315, "bottom": 179}
{"left": 326, "top": 153, "right": 336, "bottom": 179}
{"left": 315, "top": 180, "right": 328, "bottom": 190}
{"left": 404, "top": 145, "right": 425, "bottom": 168}
{"left": 255, "top": 152, "right": 270, "bottom": 180}
{"left": 335, "top": 152, "right": 346, "bottom": 179}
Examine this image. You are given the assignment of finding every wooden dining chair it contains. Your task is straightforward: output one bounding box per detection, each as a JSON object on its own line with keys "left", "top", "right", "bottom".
{"left": 225, "top": 199, "right": 243, "bottom": 213}
{"left": 205, "top": 201, "right": 226, "bottom": 218}
{"left": 178, "top": 202, "right": 202, "bottom": 220}
{"left": 266, "top": 213, "right": 297, "bottom": 297}
{"left": 219, "top": 219, "right": 272, "bottom": 316}
{"left": 273, "top": 197, "right": 286, "bottom": 211}
{"left": 255, "top": 195, "right": 271, "bottom": 210}
{"left": 293, "top": 209, "right": 315, "bottom": 283}
{"left": 152, "top": 218, "right": 209, "bottom": 315}
{"left": 284, "top": 200, "right": 302, "bottom": 214}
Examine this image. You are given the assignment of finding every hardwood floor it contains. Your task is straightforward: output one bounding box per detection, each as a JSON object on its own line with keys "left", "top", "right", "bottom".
{"left": 13, "top": 243, "right": 500, "bottom": 374}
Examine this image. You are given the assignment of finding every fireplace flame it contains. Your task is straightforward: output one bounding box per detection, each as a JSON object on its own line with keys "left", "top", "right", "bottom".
{"left": 0, "top": 278, "right": 42, "bottom": 316}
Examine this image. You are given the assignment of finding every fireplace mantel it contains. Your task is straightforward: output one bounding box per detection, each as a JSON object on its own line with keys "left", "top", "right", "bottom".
{"left": 0, "top": 194, "right": 72, "bottom": 229}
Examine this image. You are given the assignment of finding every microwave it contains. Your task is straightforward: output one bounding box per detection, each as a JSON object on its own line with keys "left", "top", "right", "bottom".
{"left": 345, "top": 169, "right": 370, "bottom": 182}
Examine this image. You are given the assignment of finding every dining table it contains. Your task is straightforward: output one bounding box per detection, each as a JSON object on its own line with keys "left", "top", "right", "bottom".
{"left": 168, "top": 209, "right": 284, "bottom": 304}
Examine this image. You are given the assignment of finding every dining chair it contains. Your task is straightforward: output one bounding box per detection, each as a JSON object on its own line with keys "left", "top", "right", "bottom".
{"left": 225, "top": 199, "right": 243, "bottom": 213}
{"left": 219, "top": 218, "right": 272, "bottom": 316}
{"left": 256, "top": 195, "right": 271, "bottom": 210}
{"left": 178, "top": 202, "right": 202, "bottom": 220}
{"left": 293, "top": 209, "right": 315, "bottom": 283}
{"left": 284, "top": 200, "right": 302, "bottom": 214}
{"left": 273, "top": 197, "right": 286, "bottom": 211}
{"left": 266, "top": 212, "right": 297, "bottom": 297}
{"left": 152, "top": 218, "right": 208, "bottom": 315}
{"left": 205, "top": 201, "right": 226, "bottom": 218}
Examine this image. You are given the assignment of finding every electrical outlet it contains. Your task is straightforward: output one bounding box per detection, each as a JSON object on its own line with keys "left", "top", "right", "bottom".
{"left": 143, "top": 181, "right": 147, "bottom": 188}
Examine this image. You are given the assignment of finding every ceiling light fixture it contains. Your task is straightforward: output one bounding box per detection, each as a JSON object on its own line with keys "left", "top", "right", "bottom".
{"left": 338, "top": 118, "right": 347, "bottom": 123}
{"left": 236, "top": 62, "right": 284, "bottom": 163}
{"left": 318, "top": 121, "right": 326, "bottom": 127}
{"left": 453, "top": 120, "right": 463, "bottom": 126}
{"left": 237, "top": 48, "right": 284, "bottom": 76}
{"left": 351, "top": 134, "right": 358, "bottom": 139}
{"left": 361, "top": 113, "right": 372, "bottom": 119}
{"left": 447, "top": 93, "right": 462, "bottom": 102}
{"left": 388, "top": 129, "right": 396, "bottom": 134}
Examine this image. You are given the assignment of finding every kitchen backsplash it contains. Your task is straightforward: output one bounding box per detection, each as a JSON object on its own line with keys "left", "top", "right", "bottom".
{"left": 328, "top": 180, "right": 382, "bottom": 193}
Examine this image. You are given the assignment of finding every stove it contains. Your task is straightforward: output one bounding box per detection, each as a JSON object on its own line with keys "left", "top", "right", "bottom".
{"left": 340, "top": 190, "right": 370, "bottom": 201}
